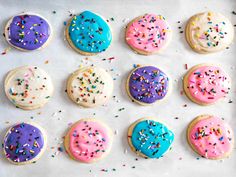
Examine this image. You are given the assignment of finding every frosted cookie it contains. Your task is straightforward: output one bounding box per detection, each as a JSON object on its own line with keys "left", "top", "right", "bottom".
{"left": 183, "top": 64, "right": 231, "bottom": 105}
{"left": 3, "top": 122, "right": 47, "bottom": 165}
{"left": 64, "top": 118, "right": 113, "bottom": 163}
{"left": 187, "top": 115, "right": 234, "bottom": 159}
{"left": 185, "top": 12, "right": 234, "bottom": 53}
{"left": 126, "top": 66, "right": 170, "bottom": 105}
{"left": 66, "top": 66, "right": 113, "bottom": 108}
{"left": 4, "top": 66, "right": 54, "bottom": 110}
{"left": 125, "top": 14, "right": 172, "bottom": 55}
{"left": 128, "top": 118, "right": 174, "bottom": 158}
{"left": 5, "top": 12, "right": 52, "bottom": 51}
{"left": 65, "top": 11, "right": 112, "bottom": 55}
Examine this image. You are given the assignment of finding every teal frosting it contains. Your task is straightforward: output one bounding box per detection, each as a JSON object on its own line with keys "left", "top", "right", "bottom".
{"left": 68, "top": 11, "right": 112, "bottom": 53}
{"left": 131, "top": 119, "right": 174, "bottom": 158}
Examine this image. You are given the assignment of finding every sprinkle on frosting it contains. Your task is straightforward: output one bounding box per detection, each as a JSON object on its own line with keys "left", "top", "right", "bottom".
{"left": 128, "top": 66, "right": 169, "bottom": 104}
{"left": 186, "top": 12, "right": 234, "bottom": 53}
{"left": 66, "top": 119, "right": 112, "bottom": 163}
{"left": 3, "top": 123, "right": 45, "bottom": 164}
{"left": 130, "top": 119, "right": 174, "bottom": 158}
{"left": 67, "top": 67, "right": 113, "bottom": 107}
{"left": 68, "top": 11, "right": 112, "bottom": 53}
{"left": 185, "top": 65, "right": 231, "bottom": 104}
{"left": 126, "top": 14, "right": 171, "bottom": 54}
{"left": 188, "top": 115, "right": 234, "bottom": 159}
{"left": 6, "top": 13, "right": 51, "bottom": 50}
{"left": 5, "top": 66, "right": 54, "bottom": 109}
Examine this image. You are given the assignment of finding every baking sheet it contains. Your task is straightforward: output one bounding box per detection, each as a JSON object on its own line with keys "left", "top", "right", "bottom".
{"left": 0, "top": 0, "right": 236, "bottom": 177}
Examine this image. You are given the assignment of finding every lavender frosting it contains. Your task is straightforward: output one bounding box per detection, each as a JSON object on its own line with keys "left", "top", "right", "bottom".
{"left": 7, "top": 14, "right": 51, "bottom": 50}
{"left": 3, "top": 123, "right": 45, "bottom": 163}
{"left": 128, "top": 66, "right": 169, "bottom": 104}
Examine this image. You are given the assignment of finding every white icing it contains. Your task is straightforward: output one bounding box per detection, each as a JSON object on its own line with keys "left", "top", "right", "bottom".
{"left": 4, "top": 66, "right": 54, "bottom": 109}
{"left": 187, "top": 12, "right": 234, "bottom": 53}
{"left": 67, "top": 67, "right": 113, "bottom": 107}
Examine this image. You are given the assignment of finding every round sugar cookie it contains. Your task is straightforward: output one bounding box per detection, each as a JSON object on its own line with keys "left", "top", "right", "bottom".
{"left": 126, "top": 66, "right": 170, "bottom": 105}
{"left": 185, "top": 12, "right": 234, "bottom": 53}
{"left": 3, "top": 122, "right": 47, "bottom": 165}
{"left": 125, "top": 13, "right": 172, "bottom": 55}
{"left": 187, "top": 115, "right": 234, "bottom": 159}
{"left": 183, "top": 64, "right": 231, "bottom": 105}
{"left": 4, "top": 66, "right": 54, "bottom": 110}
{"left": 66, "top": 66, "right": 113, "bottom": 108}
{"left": 64, "top": 118, "right": 113, "bottom": 163}
{"left": 5, "top": 12, "right": 52, "bottom": 51}
{"left": 65, "top": 11, "right": 112, "bottom": 55}
{"left": 127, "top": 118, "right": 174, "bottom": 158}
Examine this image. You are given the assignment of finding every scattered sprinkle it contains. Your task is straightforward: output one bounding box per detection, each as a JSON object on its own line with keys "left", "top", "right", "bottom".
{"left": 1, "top": 47, "right": 11, "bottom": 55}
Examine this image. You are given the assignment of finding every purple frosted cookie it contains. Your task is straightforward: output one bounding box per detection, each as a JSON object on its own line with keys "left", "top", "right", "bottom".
{"left": 5, "top": 13, "right": 52, "bottom": 51}
{"left": 3, "top": 122, "right": 47, "bottom": 165}
{"left": 126, "top": 66, "right": 170, "bottom": 105}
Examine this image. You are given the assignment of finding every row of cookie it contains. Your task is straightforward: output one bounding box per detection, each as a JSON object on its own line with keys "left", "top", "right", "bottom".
{"left": 5, "top": 11, "right": 234, "bottom": 55}
{"left": 4, "top": 64, "right": 231, "bottom": 110}
{"left": 3, "top": 114, "right": 234, "bottom": 165}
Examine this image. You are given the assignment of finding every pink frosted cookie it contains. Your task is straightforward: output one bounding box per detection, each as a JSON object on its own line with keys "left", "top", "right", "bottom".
{"left": 183, "top": 64, "right": 231, "bottom": 105}
{"left": 64, "top": 119, "right": 113, "bottom": 163}
{"left": 125, "top": 14, "right": 172, "bottom": 55}
{"left": 187, "top": 115, "right": 234, "bottom": 159}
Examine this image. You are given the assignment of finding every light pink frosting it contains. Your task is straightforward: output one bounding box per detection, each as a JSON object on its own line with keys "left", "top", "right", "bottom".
{"left": 68, "top": 120, "right": 111, "bottom": 163}
{"left": 189, "top": 116, "right": 233, "bottom": 159}
{"left": 126, "top": 14, "right": 171, "bottom": 53}
{"left": 187, "top": 65, "right": 231, "bottom": 104}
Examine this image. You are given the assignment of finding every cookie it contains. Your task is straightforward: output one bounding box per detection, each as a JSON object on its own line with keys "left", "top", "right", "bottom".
{"left": 5, "top": 12, "right": 52, "bottom": 51}
{"left": 65, "top": 11, "right": 112, "bottom": 55}
{"left": 66, "top": 66, "right": 113, "bottom": 108}
{"left": 187, "top": 115, "right": 234, "bottom": 159}
{"left": 125, "top": 14, "right": 172, "bottom": 55}
{"left": 64, "top": 118, "right": 113, "bottom": 163}
{"left": 183, "top": 64, "right": 231, "bottom": 105}
{"left": 185, "top": 12, "right": 234, "bottom": 53}
{"left": 127, "top": 118, "right": 174, "bottom": 158}
{"left": 4, "top": 66, "right": 54, "bottom": 110}
{"left": 126, "top": 66, "right": 170, "bottom": 105}
{"left": 3, "top": 122, "right": 47, "bottom": 165}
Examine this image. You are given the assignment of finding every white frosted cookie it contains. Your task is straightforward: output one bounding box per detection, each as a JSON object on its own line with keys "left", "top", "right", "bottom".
{"left": 66, "top": 66, "right": 113, "bottom": 107}
{"left": 4, "top": 66, "right": 54, "bottom": 110}
{"left": 185, "top": 12, "right": 234, "bottom": 53}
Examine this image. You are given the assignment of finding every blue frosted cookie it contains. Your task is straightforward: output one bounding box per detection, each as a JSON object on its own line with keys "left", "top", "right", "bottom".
{"left": 128, "top": 118, "right": 174, "bottom": 158}
{"left": 66, "top": 11, "right": 112, "bottom": 55}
